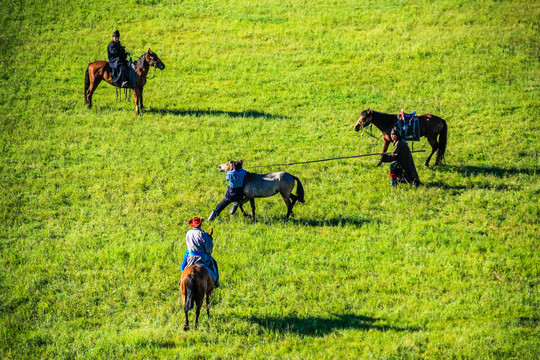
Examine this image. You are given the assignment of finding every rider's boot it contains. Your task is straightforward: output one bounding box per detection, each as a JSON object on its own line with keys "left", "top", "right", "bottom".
{"left": 207, "top": 210, "right": 218, "bottom": 222}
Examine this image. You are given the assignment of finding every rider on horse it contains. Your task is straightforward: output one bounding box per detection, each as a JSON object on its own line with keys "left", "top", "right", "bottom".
{"left": 107, "top": 30, "right": 131, "bottom": 88}
{"left": 181, "top": 217, "right": 220, "bottom": 287}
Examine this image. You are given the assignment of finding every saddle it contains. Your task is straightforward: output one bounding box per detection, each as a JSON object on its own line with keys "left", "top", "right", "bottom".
{"left": 396, "top": 109, "right": 420, "bottom": 141}
{"left": 112, "top": 57, "right": 136, "bottom": 88}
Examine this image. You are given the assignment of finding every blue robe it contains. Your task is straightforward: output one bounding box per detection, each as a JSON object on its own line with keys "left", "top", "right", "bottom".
{"left": 181, "top": 227, "right": 219, "bottom": 284}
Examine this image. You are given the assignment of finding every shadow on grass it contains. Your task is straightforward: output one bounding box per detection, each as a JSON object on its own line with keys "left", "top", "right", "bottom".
{"left": 424, "top": 181, "right": 522, "bottom": 191}
{"left": 146, "top": 107, "right": 288, "bottom": 120}
{"left": 247, "top": 313, "right": 419, "bottom": 336}
{"left": 439, "top": 165, "right": 538, "bottom": 177}
{"left": 291, "top": 216, "right": 373, "bottom": 227}
{"left": 231, "top": 214, "right": 373, "bottom": 227}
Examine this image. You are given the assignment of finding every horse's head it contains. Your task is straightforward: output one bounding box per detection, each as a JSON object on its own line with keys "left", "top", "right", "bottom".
{"left": 218, "top": 160, "right": 235, "bottom": 172}
{"left": 146, "top": 48, "right": 165, "bottom": 70}
{"left": 354, "top": 108, "right": 373, "bottom": 132}
{"left": 218, "top": 160, "right": 243, "bottom": 172}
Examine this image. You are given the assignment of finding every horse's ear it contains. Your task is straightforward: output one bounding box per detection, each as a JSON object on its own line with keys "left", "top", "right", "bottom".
{"left": 148, "top": 48, "right": 152, "bottom": 52}
{"left": 367, "top": 108, "right": 371, "bottom": 114}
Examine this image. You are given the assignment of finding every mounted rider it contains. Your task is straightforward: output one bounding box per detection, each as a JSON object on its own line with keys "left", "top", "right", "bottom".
{"left": 107, "top": 30, "right": 131, "bottom": 88}
{"left": 181, "top": 217, "right": 219, "bottom": 287}
{"left": 380, "top": 128, "right": 421, "bottom": 187}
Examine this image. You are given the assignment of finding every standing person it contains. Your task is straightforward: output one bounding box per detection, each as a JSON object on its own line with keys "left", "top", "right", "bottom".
{"left": 207, "top": 160, "right": 246, "bottom": 221}
{"left": 380, "top": 128, "right": 421, "bottom": 186}
{"left": 181, "top": 217, "right": 219, "bottom": 287}
{"left": 107, "top": 30, "right": 130, "bottom": 88}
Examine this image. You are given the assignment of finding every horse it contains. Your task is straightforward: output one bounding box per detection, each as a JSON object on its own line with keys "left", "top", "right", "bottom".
{"left": 180, "top": 265, "right": 215, "bottom": 331}
{"left": 353, "top": 108, "right": 448, "bottom": 167}
{"left": 84, "top": 49, "right": 165, "bottom": 115}
{"left": 219, "top": 160, "right": 305, "bottom": 221}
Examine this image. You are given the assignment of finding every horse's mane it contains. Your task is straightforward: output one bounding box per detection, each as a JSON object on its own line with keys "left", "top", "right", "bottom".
{"left": 369, "top": 110, "right": 399, "bottom": 130}
{"left": 133, "top": 52, "right": 149, "bottom": 73}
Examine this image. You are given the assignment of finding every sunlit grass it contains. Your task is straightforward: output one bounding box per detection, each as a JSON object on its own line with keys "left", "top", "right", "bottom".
{"left": 1, "top": 0, "right": 539, "bottom": 359}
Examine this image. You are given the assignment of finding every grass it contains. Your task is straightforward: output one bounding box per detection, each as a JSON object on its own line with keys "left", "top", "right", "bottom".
{"left": 1, "top": 0, "right": 539, "bottom": 358}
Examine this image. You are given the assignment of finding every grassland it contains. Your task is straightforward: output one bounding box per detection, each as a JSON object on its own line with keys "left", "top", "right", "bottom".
{"left": 1, "top": 0, "right": 539, "bottom": 359}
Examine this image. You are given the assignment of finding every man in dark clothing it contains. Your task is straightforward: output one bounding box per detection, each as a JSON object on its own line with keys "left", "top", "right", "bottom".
{"left": 107, "top": 30, "right": 130, "bottom": 87}
{"left": 380, "top": 128, "right": 421, "bottom": 186}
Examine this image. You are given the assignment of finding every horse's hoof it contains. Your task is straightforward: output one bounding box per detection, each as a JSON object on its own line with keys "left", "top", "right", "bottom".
{"left": 183, "top": 326, "right": 189, "bottom": 331}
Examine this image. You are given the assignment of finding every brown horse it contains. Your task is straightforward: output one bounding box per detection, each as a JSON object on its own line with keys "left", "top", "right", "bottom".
{"left": 180, "top": 265, "right": 215, "bottom": 331}
{"left": 354, "top": 108, "right": 448, "bottom": 167}
{"left": 84, "top": 49, "right": 165, "bottom": 115}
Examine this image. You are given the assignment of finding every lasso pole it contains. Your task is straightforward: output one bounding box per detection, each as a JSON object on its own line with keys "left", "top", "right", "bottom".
{"left": 250, "top": 150, "right": 426, "bottom": 168}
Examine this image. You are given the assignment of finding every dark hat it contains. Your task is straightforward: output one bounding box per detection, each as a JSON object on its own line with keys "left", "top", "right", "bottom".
{"left": 391, "top": 128, "right": 400, "bottom": 137}
{"left": 113, "top": 30, "right": 120, "bottom": 38}
{"left": 188, "top": 217, "right": 203, "bottom": 228}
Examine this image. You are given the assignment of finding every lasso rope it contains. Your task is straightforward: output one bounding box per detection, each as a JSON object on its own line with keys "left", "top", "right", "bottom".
{"left": 250, "top": 150, "right": 426, "bottom": 168}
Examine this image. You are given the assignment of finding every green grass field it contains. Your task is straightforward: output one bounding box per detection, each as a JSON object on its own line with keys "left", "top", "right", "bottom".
{"left": 1, "top": 0, "right": 539, "bottom": 358}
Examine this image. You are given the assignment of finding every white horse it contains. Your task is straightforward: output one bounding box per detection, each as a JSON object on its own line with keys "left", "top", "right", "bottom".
{"left": 219, "top": 160, "right": 305, "bottom": 221}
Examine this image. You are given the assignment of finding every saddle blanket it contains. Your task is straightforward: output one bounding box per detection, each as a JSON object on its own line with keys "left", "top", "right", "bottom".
{"left": 397, "top": 111, "right": 420, "bottom": 141}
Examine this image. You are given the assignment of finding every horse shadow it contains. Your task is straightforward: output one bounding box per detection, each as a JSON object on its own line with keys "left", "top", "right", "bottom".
{"left": 246, "top": 313, "right": 420, "bottom": 336}
{"left": 291, "top": 216, "right": 373, "bottom": 227}
{"left": 423, "top": 181, "right": 521, "bottom": 191}
{"left": 243, "top": 215, "right": 373, "bottom": 227}
{"left": 146, "top": 107, "right": 288, "bottom": 120}
{"left": 438, "top": 165, "right": 538, "bottom": 177}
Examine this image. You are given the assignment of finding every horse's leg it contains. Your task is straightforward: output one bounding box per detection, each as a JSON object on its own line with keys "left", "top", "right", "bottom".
{"left": 249, "top": 199, "right": 256, "bottom": 221}
{"left": 133, "top": 88, "right": 140, "bottom": 115}
{"left": 378, "top": 139, "right": 390, "bottom": 166}
{"left": 290, "top": 194, "right": 298, "bottom": 207}
{"left": 238, "top": 199, "right": 250, "bottom": 217}
{"left": 205, "top": 292, "right": 211, "bottom": 317}
{"left": 194, "top": 304, "right": 201, "bottom": 330}
{"left": 424, "top": 136, "right": 438, "bottom": 167}
{"left": 86, "top": 76, "right": 102, "bottom": 110}
{"left": 184, "top": 310, "right": 190, "bottom": 331}
{"left": 140, "top": 87, "right": 144, "bottom": 111}
{"left": 281, "top": 194, "right": 293, "bottom": 219}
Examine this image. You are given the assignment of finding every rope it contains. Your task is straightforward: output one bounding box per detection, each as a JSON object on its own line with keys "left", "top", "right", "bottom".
{"left": 250, "top": 150, "right": 426, "bottom": 168}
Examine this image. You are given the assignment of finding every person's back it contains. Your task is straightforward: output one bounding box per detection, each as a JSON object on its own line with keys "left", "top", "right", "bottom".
{"left": 181, "top": 217, "right": 219, "bottom": 287}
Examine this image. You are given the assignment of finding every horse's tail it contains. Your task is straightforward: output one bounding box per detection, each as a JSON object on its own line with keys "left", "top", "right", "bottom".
{"left": 438, "top": 119, "right": 448, "bottom": 163}
{"left": 292, "top": 176, "right": 305, "bottom": 203}
{"left": 183, "top": 274, "right": 199, "bottom": 312}
{"left": 84, "top": 64, "right": 90, "bottom": 96}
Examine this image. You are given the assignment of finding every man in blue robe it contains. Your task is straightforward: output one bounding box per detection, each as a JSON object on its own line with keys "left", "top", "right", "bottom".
{"left": 181, "top": 217, "right": 219, "bottom": 287}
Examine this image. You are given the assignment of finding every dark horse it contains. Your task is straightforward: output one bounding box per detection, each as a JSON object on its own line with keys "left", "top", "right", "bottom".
{"left": 84, "top": 49, "right": 165, "bottom": 115}
{"left": 354, "top": 108, "right": 448, "bottom": 167}
{"left": 180, "top": 265, "right": 215, "bottom": 331}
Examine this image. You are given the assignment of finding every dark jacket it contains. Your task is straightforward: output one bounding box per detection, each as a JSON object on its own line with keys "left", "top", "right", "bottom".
{"left": 380, "top": 139, "right": 421, "bottom": 185}
{"left": 107, "top": 40, "right": 128, "bottom": 83}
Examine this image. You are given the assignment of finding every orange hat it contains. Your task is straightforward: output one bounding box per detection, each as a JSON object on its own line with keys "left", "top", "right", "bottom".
{"left": 188, "top": 217, "right": 203, "bottom": 228}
